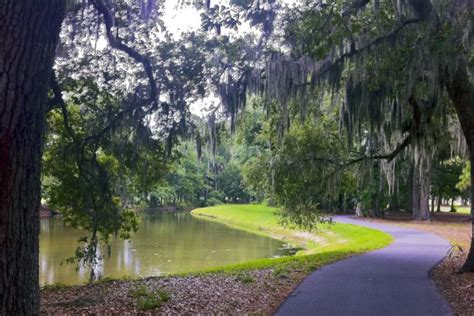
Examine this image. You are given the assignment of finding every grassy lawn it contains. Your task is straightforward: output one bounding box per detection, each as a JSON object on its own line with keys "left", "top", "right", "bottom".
{"left": 42, "top": 205, "right": 393, "bottom": 315}
{"left": 439, "top": 205, "right": 471, "bottom": 214}
{"left": 191, "top": 204, "right": 392, "bottom": 273}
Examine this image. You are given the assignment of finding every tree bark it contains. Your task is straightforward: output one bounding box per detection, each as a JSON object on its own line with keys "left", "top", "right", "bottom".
{"left": 410, "top": 156, "right": 430, "bottom": 220}
{"left": 430, "top": 195, "right": 435, "bottom": 214}
{"left": 419, "top": 181, "right": 430, "bottom": 220}
{"left": 411, "top": 167, "right": 420, "bottom": 219}
{"left": 436, "top": 193, "right": 442, "bottom": 212}
{"left": 355, "top": 202, "right": 363, "bottom": 217}
{"left": 445, "top": 56, "right": 474, "bottom": 272}
{"left": 407, "top": 164, "right": 414, "bottom": 213}
{"left": 418, "top": 158, "right": 431, "bottom": 220}
{"left": 388, "top": 176, "right": 400, "bottom": 212}
{"left": 0, "top": 1, "right": 64, "bottom": 314}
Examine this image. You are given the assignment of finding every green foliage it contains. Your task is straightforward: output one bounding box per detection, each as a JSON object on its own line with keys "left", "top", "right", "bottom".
{"left": 238, "top": 105, "right": 272, "bottom": 201}
{"left": 234, "top": 272, "right": 254, "bottom": 283}
{"left": 147, "top": 107, "right": 269, "bottom": 207}
{"left": 272, "top": 119, "right": 347, "bottom": 229}
{"left": 190, "top": 204, "right": 392, "bottom": 274}
{"left": 272, "top": 266, "right": 289, "bottom": 279}
{"left": 252, "top": 0, "right": 471, "bottom": 224}
{"left": 130, "top": 285, "right": 170, "bottom": 311}
{"left": 217, "top": 163, "right": 250, "bottom": 202}
{"left": 456, "top": 161, "right": 471, "bottom": 192}
{"left": 432, "top": 158, "right": 465, "bottom": 201}
{"left": 241, "top": 154, "right": 271, "bottom": 201}
{"left": 42, "top": 79, "right": 169, "bottom": 279}
{"left": 41, "top": 283, "right": 68, "bottom": 291}
{"left": 359, "top": 181, "right": 379, "bottom": 216}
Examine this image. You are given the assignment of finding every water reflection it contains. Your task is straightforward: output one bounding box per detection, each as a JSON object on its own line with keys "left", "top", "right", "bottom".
{"left": 39, "top": 211, "right": 292, "bottom": 285}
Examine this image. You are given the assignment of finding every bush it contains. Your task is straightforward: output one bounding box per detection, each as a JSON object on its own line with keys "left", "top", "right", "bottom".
{"left": 130, "top": 285, "right": 170, "bottom": 310}
{"left": 206, "top": 197, "right": 223, "bottom": 206}
{"left": 234, "top": 272, "right": 254, "bottom": 283}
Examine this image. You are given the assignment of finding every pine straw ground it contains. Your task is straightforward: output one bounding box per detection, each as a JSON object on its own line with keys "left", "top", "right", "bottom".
{"left": 360, "top": 212, "right": 473, "bottom": 316}
{"left": 41, "top": 268, "right": 309, "bottom": 315}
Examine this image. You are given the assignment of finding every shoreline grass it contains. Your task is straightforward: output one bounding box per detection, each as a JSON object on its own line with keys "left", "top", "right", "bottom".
{"left": 42, "top": 204, "right": 392, "bottom": 286}
{"left": 42, "top": 204, "right": 393, "bottom": 314}
{"left": 190, "top": 204, "right": 393, "bottom": 274}
{"left": 439, "top": 205, "right": 470, "bottom": 214}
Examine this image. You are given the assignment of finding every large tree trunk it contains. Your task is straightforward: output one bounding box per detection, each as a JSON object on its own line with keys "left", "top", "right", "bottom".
{"left": 430, "top": 195, "right": 435, "bottom": 214}
{"left": 411, "top": 155, "right": 430, "bottom": 220}
{"left": 459, "top": 157, "right": 474, "bottom": 272}
{"left": 419, "top": 180, "right": 430, "bottom": 220}
{"left": 0, "top": 1, "right": 64, "bottom": 314}
{"left": 446, "top": 57, "right": 474, "bottom": 272}
{"left": 407, "top": 164, "right": 414, "bottom": 213}
{"left": 436, "top": 193, "right": 442, "bottom": 212}
{"left": 411, "top": 167, "right": 421, "bottom": 219}
{"left": 388, "top": 177, "right": 400, "bottom": 212}
{"left": 355, "top": 202, "right": 363, "bottom": 217}
{"left": 419, "top": 159, "right": 431, "bottom": 220}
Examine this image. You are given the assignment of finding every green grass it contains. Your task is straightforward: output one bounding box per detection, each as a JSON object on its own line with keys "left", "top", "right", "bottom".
{"left": 41, "top": 283, "right": 68, "bottom": 291}
{"left": 190, "top": 204, "right": 392, "bottom": 274}
{"left": 130, "top": 285, "right": 170, "bottom": 310}
{"left": 439, "top": 205, "right": 471, "bottom": 214}
{"left": 41, "top": 204, "right": 392, "bottom": 293}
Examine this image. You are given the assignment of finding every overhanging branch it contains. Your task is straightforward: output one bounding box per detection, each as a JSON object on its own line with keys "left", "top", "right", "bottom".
{"left": 344, "top": 134, "right": 412, "bottom": 167}
{"left": 316, "top": 18, "right": 421, "bottom": 79}
{"left": 90, "top": 0, "right": 158, "bottom": 108}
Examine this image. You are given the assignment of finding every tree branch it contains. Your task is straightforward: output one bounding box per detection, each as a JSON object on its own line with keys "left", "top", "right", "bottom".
{"left": 344, "top": 134, "right": 412, "bottom": 167}
{"left": 90, "top": 0, "right": 158, "bottom": 108}
{"left": 49, "top": 72, "right": 78, "bottom": 143}
{"left": 342, "top": 0, "right": 370, "bottom": 18}
{"left": 316, "top": 18, "right": 421, "bottom": 79}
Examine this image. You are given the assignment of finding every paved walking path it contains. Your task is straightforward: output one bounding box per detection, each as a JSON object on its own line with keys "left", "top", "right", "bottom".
{"left": 275, "top": 216, "right": 453, "bottom": 316}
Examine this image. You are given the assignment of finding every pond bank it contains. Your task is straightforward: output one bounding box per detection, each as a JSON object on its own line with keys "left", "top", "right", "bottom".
{"left": 40, "top": 204, "right": 392, "bottom": 314}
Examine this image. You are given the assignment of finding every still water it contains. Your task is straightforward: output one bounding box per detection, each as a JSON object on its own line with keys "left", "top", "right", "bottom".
{"left": 40, "top": 211, "right": 290, "bottom": 285}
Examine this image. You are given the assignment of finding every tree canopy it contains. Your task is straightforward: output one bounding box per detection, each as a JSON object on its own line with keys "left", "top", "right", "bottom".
{"left": 0, "top": 0, "right": 473, "bottom": 313}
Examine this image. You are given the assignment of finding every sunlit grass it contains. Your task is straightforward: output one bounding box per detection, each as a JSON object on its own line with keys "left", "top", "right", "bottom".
{"left": 190, "top": 204, "right": 392, "bottom": 273}
{"left": 439, "top": 205, "right": 471, "bottom": 214}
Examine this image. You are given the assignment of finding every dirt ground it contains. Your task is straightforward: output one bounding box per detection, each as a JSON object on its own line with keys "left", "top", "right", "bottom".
{"left": 360, "top": 212, "right": 473, "bottom": 316}
{"left": 40, "top": 268, "right": 308, "bottom": 315}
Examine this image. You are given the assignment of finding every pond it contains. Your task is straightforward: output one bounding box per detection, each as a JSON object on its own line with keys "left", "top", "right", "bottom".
{"left": 40, "top": 211, "right": 293, "bottom": 285}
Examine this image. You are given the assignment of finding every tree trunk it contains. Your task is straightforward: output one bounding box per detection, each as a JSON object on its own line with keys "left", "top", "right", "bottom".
{"left": 459, "top": 158, "right": 474, "bottom": 272}
{"left": 419, "top": 182, "right": 430, "bottom": 220}
{"left": 418, "top": 160, "right": 431, "bottom": 220}
{"left": 430, "top": 195, "right": 435, "bottom": 214}
{"left": 355, "top": 202, "right": 363, "bottom": 217}
{"left": 388, "top": 177, "right": 400, "bottom": 212}
{"left": 0, "top": 1, "right": 64, "bottom": 314}
{"left": 436, "top": 193, "right": 442, "bottom": 212}
{"left": 445, "top": 55, "right": 474, "bottom": 272}
{"left": 411, "top": 156, "right": 430, "bottom": 220}
{"left": 411, "top": 167, "right": 420, "bottom": 219}
{"left": 407, "top": 164, "right": 414, "bottom": 213}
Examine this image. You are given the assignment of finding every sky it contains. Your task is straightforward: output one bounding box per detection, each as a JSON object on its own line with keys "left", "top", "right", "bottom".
{"left": 162, "top": 2, "right": 203, "bottom": 38}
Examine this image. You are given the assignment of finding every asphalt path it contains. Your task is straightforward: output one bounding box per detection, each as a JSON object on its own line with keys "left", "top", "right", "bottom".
{"left": 275, "top": 216, "right": 453, "bottom": 316}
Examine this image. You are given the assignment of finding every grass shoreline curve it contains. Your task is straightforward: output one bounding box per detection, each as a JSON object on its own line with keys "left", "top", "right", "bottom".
{"left": 41, "top": 204, "right": 393, "bottom": 314}
{"left": 190, "top": 204, "right": 392, "bottom": 273}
